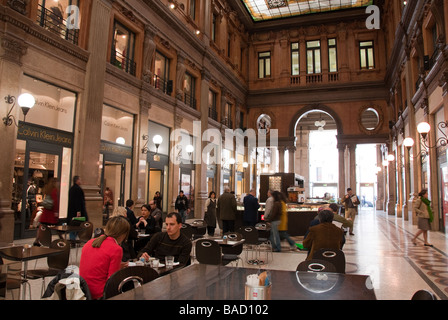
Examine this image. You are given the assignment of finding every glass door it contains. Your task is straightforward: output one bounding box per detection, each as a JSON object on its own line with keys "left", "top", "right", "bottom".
{"left": 13, "top": 140, "right": 63, "bottom": 239}
{"left": 102, "top": 160, "right": 125, "bottom": 224}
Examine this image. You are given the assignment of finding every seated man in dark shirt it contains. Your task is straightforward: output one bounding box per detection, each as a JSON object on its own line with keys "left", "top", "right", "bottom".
{"left": 138, "top": 212, "right": 192, "bottom": 266}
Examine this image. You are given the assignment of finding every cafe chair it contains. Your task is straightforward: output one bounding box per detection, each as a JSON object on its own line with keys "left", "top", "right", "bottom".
{"left": 180, "top": 223, "right": 194, "bottom": 240}
{"left": 312, "top": 248, "right": 346, "bottom": 274}
{"left": 35, "top": 224, "right": 53, "bottom": 247}
{"left": 26, "top": 239, "right": 71, "bottom": 297}
{"left": 71, "top": 221, "right": 94, "bottom": 263}
{"left": 296, "top": 259, "right": 337, "bottom": 273}
{"left": 103, "top": 266, "right": 159, "bottom": 299}
{"left": 191, "top": 220, "right": 207, "bottom": 240}
{"left": 221, "top": 232, "right": 244, "bottom": 267}
{"left": 93, "top": 227, "right": 105, "bottom": 238}
{"left": 237, "top": 226, "right": 267, "bottom": 265}
{"left": 195, "top": 239, "right": 222, "bottom": 265}
{"left": 411, "top": 289, "right": 437, "bottom": 300}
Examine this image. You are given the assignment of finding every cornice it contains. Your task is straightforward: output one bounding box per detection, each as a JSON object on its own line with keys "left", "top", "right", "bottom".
{"left": 0, "top": 6, "right": 89, "bottom": 62}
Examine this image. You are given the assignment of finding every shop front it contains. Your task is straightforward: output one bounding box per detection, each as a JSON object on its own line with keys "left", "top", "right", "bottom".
{"left": 99, "top": 104, "right": 134, "bottom": 224}
{"left": 12, "top": 75, "right": 76, "bottom": 239}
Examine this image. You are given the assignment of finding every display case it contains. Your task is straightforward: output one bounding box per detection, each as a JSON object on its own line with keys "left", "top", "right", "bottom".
{"left": 259, "top": 173, "right": 305, "bottom": 202}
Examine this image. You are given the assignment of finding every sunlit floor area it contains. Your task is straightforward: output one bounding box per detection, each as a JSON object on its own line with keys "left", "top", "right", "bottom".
{"left": 3, "top": 207, "right": 448, "bottom": 300}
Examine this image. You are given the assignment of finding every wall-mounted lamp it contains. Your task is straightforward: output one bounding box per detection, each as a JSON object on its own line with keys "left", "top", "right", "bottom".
{"left": 3, "top": 93, "right": 35, "bottom": 126}
{"left": 402, "top": 121, "right": 447, "bottom": 160}
{"left": 153, "top": 134, "right": 163, "bottom": 154}
{"left": 142, "top": 134, "right": 164, "bottom": 154}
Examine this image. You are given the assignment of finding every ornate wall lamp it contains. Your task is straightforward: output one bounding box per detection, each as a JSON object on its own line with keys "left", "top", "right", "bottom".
{"left": 402, "top": 120, "right": 448, "bottom": 159}
{"left": 142, "top": 134, "right": 163, "bottom": 154}
{"left": 3, "top": 93, "right": 35, "bottom": 126}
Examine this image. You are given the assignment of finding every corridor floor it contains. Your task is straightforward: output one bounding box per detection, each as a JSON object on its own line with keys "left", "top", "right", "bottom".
{"left": 6, "top": 207, "right": 448, "bottom": 300}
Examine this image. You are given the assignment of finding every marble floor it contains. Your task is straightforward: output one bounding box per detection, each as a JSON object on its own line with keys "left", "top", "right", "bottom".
{"left": 3, "top": 207, "right": 448, "bottom": 300}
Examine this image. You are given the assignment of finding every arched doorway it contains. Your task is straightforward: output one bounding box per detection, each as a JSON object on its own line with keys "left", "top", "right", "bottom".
{"left": 294, "top": 109, "right": 339, "bottom": 200}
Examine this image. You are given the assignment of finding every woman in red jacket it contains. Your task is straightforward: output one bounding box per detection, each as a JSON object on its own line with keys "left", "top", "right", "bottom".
{"left": 79, "top": 216, "right": 130, "bottom": 299}
{"left": 33, "top": 178, "right": 60, "bottom": 246}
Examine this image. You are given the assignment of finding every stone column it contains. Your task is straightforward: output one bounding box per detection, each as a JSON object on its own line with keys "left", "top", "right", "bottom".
{"left": 278, "top": 146, "right": 285, "bottom": 172}
{"left": 287, "top": 146, "right": 296, "bottom": 173}
{"left": 376, "top": 145, "right": 384, "bottom": 210}
{"left": 386, "top": 145, "right": 397, "bottom": 216}
{"left": 337, "top": 145, "right": 346, "bottom": 200}
{"left": 194, "top": 68, "right": 211, "bottom": 218}
{"left": 72, "top": 0, "right": 113, "bottom": 230}
{"left": 132, "top": 99, "right": 150, "bottom": 206}
{"left": 0, "top": 35, "right": 27, "bottom": 242}
{"left": 347, "top": 144, "right": 356, "bottom": 190}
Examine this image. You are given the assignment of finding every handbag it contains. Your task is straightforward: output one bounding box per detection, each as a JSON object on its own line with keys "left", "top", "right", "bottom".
{"left": 42, "top": 196, "right": 54, "bottom": 210}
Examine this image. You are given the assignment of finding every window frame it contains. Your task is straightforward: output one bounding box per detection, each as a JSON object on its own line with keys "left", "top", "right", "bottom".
{"left": 258, "top": 51, "right": 271, "bottom": 79}
{"left": 359, "top": 40, "right": 375, "bottom": 70}
{"left": 111, "top": 20, "right": 136, "bottom": 76}
{"left": 328, "top": 38, "right": 338, "bottom": 73}
{"left": 306, "top": 40, "right": 321, "bottom": 74}
{"left": 291, "top": 42, "right": 300, "bottom": 76}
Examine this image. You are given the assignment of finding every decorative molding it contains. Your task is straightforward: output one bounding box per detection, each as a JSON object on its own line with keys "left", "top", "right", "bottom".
{"left": 0, "top": 35, "right": 27, "bottom": 65}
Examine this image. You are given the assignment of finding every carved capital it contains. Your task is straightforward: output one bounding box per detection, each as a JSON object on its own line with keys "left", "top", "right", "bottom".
{"left": 1, "top": 36, "right": 27, "bottom": 65}
{"left": 7, "top": 0, "right": 27, "bottom": 15}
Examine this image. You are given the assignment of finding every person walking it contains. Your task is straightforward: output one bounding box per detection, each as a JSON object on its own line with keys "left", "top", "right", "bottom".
{"left": 67, "top": 176, "right": 88, "bottom": 241}
{"left": 34, "top": 177, "right": 60, "bottom": 246}
{"left": 342, "top": 187, "right": 359, "bottom": 235}
{"left": 175, "top": 190, "right": 189, "bottom": 223}
{"left": 411, "top": 189, "right": 434, "bottom": 247}
{"left": 204, "top": 191, "right": 217, "bottom": 236}
{"left": 243, "top": 189, "right": 260, "bottom": 227}
{"left": 217, "top": 187, "right": 237, "bottom": 233}
{"left": 265, "top": 191, "right": 282, "bottom": 252}
{"left": 276, "top": 191, "right": 297, "bottom": 251}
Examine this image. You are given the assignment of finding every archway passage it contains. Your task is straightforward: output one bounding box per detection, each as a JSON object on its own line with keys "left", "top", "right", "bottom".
{"left": 294, "top": 110, "right": 339, "bottom": 199}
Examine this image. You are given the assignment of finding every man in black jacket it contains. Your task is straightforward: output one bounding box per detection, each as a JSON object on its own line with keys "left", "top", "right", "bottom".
{"left": 175, "top": 190, "right": 189, "bottom": 223}
{"left": 243, "top": 189, "right": 260, "bottom": 227}
{"left": 67, "top": 176, "right": 88, "bottom": 241}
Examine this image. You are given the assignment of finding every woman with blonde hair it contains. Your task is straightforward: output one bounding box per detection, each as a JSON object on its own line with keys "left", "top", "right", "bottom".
{"left": 411, "top": 189, "right": 434, "bottom": 247}
{"left": 79, "top": 216, "right": 130, "bottom": 299}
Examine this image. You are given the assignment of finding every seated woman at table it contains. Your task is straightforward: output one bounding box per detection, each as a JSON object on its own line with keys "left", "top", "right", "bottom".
{"left": 134, "top": 204, "right": 159, "bottom": 252}
{"left": 111, "top": 206, "right": 138, "bottom": 261}
{"left": 137, "top": 212, "right": 192, "bottom": 267}
{"left": 79, "top": 216, "right": 130, "bottom": 299}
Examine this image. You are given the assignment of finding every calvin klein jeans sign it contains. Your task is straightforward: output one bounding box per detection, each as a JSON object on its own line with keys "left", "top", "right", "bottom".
{"left": 17, "top": 122, "right": 73, "bottom": 148}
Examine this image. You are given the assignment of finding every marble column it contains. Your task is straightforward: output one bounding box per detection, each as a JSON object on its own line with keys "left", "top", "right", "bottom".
{"left": 278, "top": 146, "right": 285, "bottom": 172}
{"left": 287, "top": 146, "right": 296, "bottom": 173}
{"left": 0, "top": 35, "right": 27, "bottom": 242}
{"left": 376, "top": 145, "right": 385, "bottom": 210}
{"left": 194, "top": 68, "right": 211, "bottom": 218}
{"left": 337, "top": 145, "right": 346, "bottom": 200}
{"left": 72, "top": 0, "right": 112, "bottom": 230}
{"left": 386, "top": 146, "right": 397, "bottom": 216}
{"left": 132, "top": 99, "right": 150, "bottom": 207}
{"left": 347, "top": 144, "right": 356, "bottom": 190}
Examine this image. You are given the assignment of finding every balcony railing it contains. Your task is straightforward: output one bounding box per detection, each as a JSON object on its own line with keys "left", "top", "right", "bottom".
{"left": 111, "top": 50, "right": 136, "bottom": 76}
{"left": 208, "top": 108, "right": 217, "bottom": 121}
{"left": 221, "top": 117, "right": 233, "bottom": 128}
{"left": 183, "top": 92, "right": 196, "bottom": 109}
{"left": 36, "top": 4, "right": 79, "bottom": 45}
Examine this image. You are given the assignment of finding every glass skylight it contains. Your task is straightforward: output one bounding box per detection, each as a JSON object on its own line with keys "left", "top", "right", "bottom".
{"left": 242, "top": 0, "right": 373, "bottom": 22}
